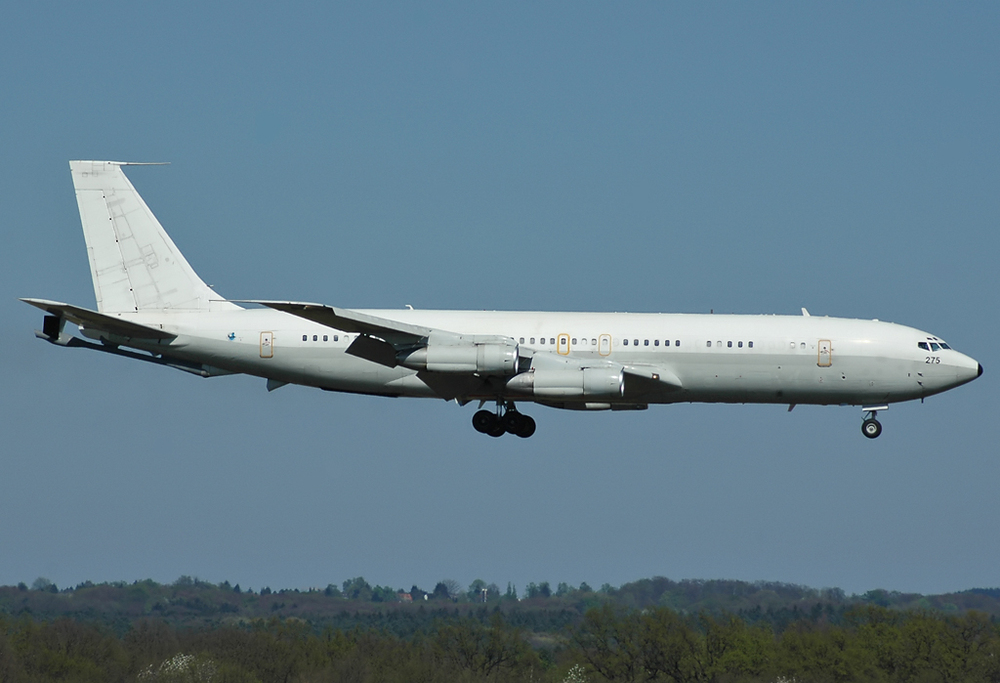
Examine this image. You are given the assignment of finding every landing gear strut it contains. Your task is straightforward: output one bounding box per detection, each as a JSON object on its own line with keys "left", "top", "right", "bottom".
{"left": 472, "top": 401, "right": 536, "bottom": 438}
{"left": 861, "top": 405, "right": 887, "bottom": 439}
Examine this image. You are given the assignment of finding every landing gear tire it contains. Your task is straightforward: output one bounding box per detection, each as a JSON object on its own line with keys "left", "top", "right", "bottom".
{"left": 862, "top": 418, "right": 882, "bottom": 439}
{"left": 473, "top": 405, "right": 537, "bottom": 438}
{"left": 502, "top": 411, "right": 536, "bottom": 438}
{"left": 516, "top": 415, "right": 536, "bottom": 439}
{"left": 472, "top": 410, "right": 497, "bottom": 434}
{"left": 502, "top": 411, "right": 525, "bottom": 434}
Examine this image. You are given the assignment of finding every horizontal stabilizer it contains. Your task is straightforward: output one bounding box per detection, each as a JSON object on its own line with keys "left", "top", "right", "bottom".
{"left": 20, "top": 298, "right": 175, "bottom": 340}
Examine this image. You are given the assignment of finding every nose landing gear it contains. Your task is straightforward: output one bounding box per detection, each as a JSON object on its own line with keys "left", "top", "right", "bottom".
{"left": 472, "top": 401, "right": 536, "bottom": 438}
{"left": 861, "top": 405, "right": 888, "bottom": 439}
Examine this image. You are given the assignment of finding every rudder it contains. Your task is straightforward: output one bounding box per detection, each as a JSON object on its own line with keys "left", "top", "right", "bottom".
{"left": 70, "top": 161, "right": 237, "bottom": 313}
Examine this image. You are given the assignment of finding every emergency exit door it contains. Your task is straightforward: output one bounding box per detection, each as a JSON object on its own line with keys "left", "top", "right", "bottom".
{"left": 599, "top": 334, "right": 612, "bottom": 356}
{"left": 260, "top": 331, "right": 274, "bottom": 358}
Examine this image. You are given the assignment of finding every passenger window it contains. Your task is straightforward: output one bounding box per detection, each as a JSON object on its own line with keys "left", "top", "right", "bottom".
{"left": 727, "top": 341, "right": 732, "bottom": 348}
{"left": 665, "top": 340, "right": 670, "bottom": 346}
{"left": 801, "top": 342, "right": 806, "bottom": 349}
{"left": 717, "top": 341, "right": 722, "bottom": 348}
{"left": 644, "top": 339, "right": 649, "bottom": 346}
{"left": 334, "top": 335, "right": 339, "bottom": 342}
{"left": 918, "top": 342, "right": 929, "bottom": 351}
{"left": 738, "top": 341, "right": 743, "bottom": 348}
{"left": 633, "top": 339, "right": 639, "bottom": 346}
{"left": 790, "top": 342, "right": 796, "bottom": 348}
{"left": 572, "top": 338, "right": 577, "bottom": 345}
{"left": 550, "top": 338, "right": 555, "bottom": 345}
{"left": 654, "top": 340, "right": 659, "bottom": 346}
{"left": 591, "top": 338, "right": 597, "bottom": 345}
{"left": 748, "top": 341, "right": 752, "bottom": 348}
{"left": 675, "top": 340, "right": 680, "bottom": 347}
{"left": 530, "top": 337, "right": 535, "bottom": 344}
{"left": 623, "top": 339, "right": 629, "bottom": 346}
{"left": 302, "top": 334, "right": 307, "bottom": 342}
{"left": 540, "top": 338, "right": 546, "bottom": 344}
{"left": 706, "top": 341, "right": 711, "bottom": 347}
{"left": 323, "top": 335, "right": 328, "bottom": 342}
{"left": 313, "top": 335, "right": 318, "bottom": 341}
{"left": 520, "top": 337, "right": 525, "bottom": 344}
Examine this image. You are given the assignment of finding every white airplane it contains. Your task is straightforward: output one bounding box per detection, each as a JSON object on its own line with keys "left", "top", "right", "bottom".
{"left": 23, "top": 161, "right": 982, "bottom": 439}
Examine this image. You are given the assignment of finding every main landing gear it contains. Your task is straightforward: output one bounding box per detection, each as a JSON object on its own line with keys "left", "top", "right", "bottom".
{"left": 472, "top": 401, "right": 536, "bottom": 438}
{"left": 861, "top": 405, "right": 887, "bottom": 439}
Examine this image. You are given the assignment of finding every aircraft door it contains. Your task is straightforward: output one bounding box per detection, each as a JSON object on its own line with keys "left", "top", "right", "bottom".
{"left": 557, "top": 333, "right": 570, "bottom": 355}
{"left": 598, "top": 334, "right": 611, "bottom": 356}
{"left": 260, "top": 331, "right": 274, "bottom": 358}
{"left": 817, "top": 339, "right": 832, "bottom": 367}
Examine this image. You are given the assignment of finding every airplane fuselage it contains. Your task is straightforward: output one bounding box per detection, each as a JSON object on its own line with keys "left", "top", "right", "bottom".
{"left": 89, "top": 307, "right": 980, "bottom": 408}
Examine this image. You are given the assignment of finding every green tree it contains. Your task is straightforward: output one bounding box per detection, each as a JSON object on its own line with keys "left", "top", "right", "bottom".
{"left": 468, "top": 579, "right": 488, "bottom": 602}
{"left": 571, "top": 604, "right": 644, "bottom": 682}
{"left": 434, "top": 613, "right": 534, "bottom": 679}
{"left": 640, "top": 608, "right": 707, "bottom": 682}
{"left": 31, "top": 577, "right": 55, "bottom": 592}
{"left": 702, "top": 613, "right": 775, "bottom": 680}
{"left": 341, "top": 577, "right": 373, "bottom": 601}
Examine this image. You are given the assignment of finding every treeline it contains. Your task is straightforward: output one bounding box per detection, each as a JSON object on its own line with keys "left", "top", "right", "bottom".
{"left": 4, "top": 575, "right": 1000, "bottom": 635}
{"left": 2, "top": 604, "right": 998, "bottom": 682}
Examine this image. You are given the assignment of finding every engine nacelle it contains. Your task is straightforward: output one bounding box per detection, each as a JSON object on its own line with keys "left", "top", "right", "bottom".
{"left": 399, "top": 339, "right": 519, "bottom": 375}
{"left": 505, "top": 365, "right": 625, "bottom": 398}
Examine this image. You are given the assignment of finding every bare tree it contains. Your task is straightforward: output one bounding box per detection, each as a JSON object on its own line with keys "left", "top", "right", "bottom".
{"left": 441, "top": 579, "right": 463, "bottom": 600}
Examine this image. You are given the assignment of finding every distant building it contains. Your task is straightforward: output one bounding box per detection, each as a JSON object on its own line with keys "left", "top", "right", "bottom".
{"left": 398, "top": 592, "right": 413, "bottom": 603}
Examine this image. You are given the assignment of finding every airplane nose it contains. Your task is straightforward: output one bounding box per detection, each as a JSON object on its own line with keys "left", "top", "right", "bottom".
{"left": 978, "top": 363, "right": 984, "bottom": 378}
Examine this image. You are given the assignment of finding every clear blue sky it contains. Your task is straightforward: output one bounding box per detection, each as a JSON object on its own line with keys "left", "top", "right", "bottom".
{"left": 2, "top": 2, "right": 997, "bottom": 597}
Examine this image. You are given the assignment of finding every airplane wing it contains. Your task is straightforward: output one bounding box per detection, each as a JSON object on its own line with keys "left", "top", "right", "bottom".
{"left": 240, "top": 300, "right": 438, "bottom": 343}
{"left": 239, "top": 300, "right": 492, "bottom": 368}
{"left": 622, "top": 363, "right": 683, "bottom": 392}
{"left": 20, "top": 298, "right": 176, "bottom": 340}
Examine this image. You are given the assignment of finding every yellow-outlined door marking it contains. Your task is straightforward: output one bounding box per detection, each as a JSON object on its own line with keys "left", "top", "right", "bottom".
{"left": 817, "top": 339, "right": 832, "bottom": 367}
{"left": 598, "top": 334, "right": 612, "bottom": 356}
{"left": 557, "top": 333, "right": 570, "bottom": 355}
{"left": 260, "top": 331, "right": 274, "bottom": 358}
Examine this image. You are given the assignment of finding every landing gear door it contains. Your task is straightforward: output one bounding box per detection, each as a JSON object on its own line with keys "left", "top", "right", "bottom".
{"left": 260, "top": 331, "right": 274, "bottom": 358}
{"left": 818, "top": 339, "right": 832, "bottom": 367}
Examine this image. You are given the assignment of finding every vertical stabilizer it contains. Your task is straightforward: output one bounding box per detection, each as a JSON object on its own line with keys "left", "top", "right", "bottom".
{"left": 70, "top": 160, "right": 238, "bottom": 313}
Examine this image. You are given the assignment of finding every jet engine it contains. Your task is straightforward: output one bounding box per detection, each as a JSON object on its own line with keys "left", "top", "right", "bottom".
{"left": 398, "top": 338, "right": 519, "bottom": 375}
{"left": 505, "top": 365, "right": 624, "bottom": 398}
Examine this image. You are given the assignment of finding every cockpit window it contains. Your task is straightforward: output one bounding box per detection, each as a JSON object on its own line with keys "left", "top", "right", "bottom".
{"left": 930, "top": 342, "right": 941, "bottom": 352}
{"left": 939, "top": 342, "right": 951, "bottom": 350}
{"left": 918, "top": 342, "right": 929, "bottom": 351}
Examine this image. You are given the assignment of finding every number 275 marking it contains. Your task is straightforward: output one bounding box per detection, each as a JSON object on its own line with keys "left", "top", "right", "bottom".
{"left": 925, "top": 356, "right": 941, "bottom": 364}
